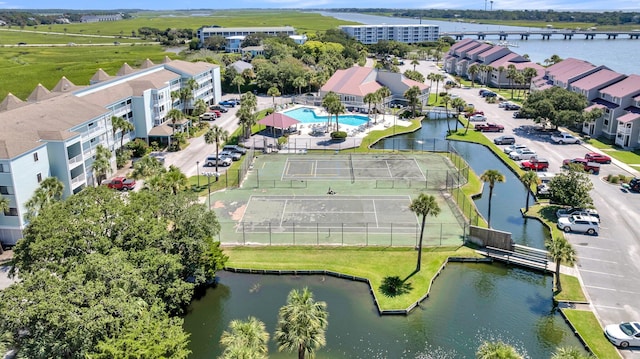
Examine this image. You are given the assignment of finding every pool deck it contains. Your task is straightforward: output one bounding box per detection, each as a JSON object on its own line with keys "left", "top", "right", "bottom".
{"left": 241, "top": 105, "right": 412, "bottom": 152}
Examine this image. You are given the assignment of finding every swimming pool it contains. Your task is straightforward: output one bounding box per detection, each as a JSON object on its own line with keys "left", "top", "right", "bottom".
{"left": 284, "top": 107, "right": 370, "bottom": 127}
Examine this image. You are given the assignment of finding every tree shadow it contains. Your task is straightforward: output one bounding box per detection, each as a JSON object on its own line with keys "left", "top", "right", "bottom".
{"left": 379, "top": 276, "right": 413, "bottom": 297}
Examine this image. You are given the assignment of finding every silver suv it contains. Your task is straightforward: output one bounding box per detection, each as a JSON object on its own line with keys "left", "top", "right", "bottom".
{"left": 557, "top": 215, "right": 599, "bottom": 235}
{"left": 205, "top": 155, "right": 232, "bottom": 167}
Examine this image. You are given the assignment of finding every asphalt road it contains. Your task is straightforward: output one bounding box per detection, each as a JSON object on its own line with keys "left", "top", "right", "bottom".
{"left": 445, "top": 79, "right": 640, "bottom": 358}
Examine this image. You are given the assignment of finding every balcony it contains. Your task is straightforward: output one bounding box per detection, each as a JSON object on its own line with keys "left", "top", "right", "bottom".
{"left": 617, "top": 125, "right": 633, "bottom": 135}
{"left": 71, "top": 173, "right": 86, "bottom": 186}
{"left": 68, "top": 153, "right": 83, "bottom": 165}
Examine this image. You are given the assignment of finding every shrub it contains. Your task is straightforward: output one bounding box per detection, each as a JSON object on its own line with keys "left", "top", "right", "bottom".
{"left": 127, "top": 138, "right": 149, "bottom": 158}
{"left": 330, "top": 131, "right": 347, "bottom": 141}
{"left": 115, "top": 149, "right": 132, "bottom": 169}
{"left": 618, "top": 174, "right": 629, "bottom": 183}
{"left": 610, "top": 176, "right": 619, "bottom": 184}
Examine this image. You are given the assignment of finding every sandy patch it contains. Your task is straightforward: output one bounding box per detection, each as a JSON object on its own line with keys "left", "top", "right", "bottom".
{"left": 231, "top": 204, "right": 247, "bottom": 221}
{"left": 213, "top": 200, "right": 225, "bottom": 209}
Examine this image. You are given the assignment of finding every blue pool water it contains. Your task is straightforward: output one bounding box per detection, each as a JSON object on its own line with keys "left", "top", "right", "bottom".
{"left": 284, "top": 107, "right": 370, "bottom": 126}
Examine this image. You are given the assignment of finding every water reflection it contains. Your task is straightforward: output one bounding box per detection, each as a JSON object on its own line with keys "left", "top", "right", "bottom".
{"left": 184, "top": 265, "right": 584, "bottom": 358}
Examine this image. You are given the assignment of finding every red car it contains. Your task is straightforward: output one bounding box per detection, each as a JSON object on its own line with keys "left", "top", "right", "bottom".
{"left": 474, "top": 122, "right": 504, "bottom": 132}
{"left": 584, "top": 152, "right": 612, "bottom": 164}
{"left": 521, "top": 158, "right": 549, "bottom": 171}
{"left": 465, "top": 110, "right": 484, "bottom": 118}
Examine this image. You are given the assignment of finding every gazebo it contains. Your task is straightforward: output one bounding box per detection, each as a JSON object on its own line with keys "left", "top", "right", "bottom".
{"left": 258, "top": 112, "right": 300, "bottom": 137}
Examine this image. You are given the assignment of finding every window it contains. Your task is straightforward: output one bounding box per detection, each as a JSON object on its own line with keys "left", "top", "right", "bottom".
{"left": 33, "top": 152, "right": 39, "bottom": 162}
{"left": 0, "top": 186, "right": 9, "bottom": 195}
{"left": 37, "top": 173, "right": 42, "bottom": 183}
{"left": 0, "top": 163, "right": 5, "bottom": 173}
{"left": 5, "top": 208, "right": 18, "bottom": 216}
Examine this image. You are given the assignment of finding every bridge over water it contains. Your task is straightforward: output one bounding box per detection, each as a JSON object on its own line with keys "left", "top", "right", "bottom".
{"left": 441, "top": 29, "right": 640, "bottom": 40}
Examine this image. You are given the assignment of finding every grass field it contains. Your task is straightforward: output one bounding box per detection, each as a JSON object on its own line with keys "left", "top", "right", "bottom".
{"left": 18, "top": 10, "right": 358, "bottom": 38}
{"left": 0, "top": 44, "right": 175, "bottom": 100}
{"left": 0, "top": 29, "right": 150, "bottom": 45}
{"left": 223, "top": 245, "right": 480, "bottom": 310}
{"left": 562, "top": 309, "right": 621, "bottom": 359}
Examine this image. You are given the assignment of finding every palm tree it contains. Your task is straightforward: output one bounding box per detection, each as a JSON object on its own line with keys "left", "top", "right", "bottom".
{"left": 111, "top": 116, "right": 134, "bottom": 151}
{"left": 480, "top": 169, "right": 505, "bottom": 228}
{"left": 451, "top": 97, "right": 466, "bottom": 132}
{"left": 205, "top": 125, "right": 229, "bottom": 176}
{"left": 551, "top": 346, "right": 593, "bottom": 359}
{"left": 410, "top": 55, "right": 420, "bottom": 71}
{"left": 497, "top": 65, "right": 506, "bottom": 90}
{"left": 432, "top": 73, "right": 445, "bottom": 103}
{"left": 363, "top": 92, "right": 377, "bottom": 125}
{"left": 232, "top": 75, "right": 245, "bottom": 97}
{"left": 467, "top": 64, "right": 480, "bottom": 88}
{"left": 166, "top": 108, "right": 184, "bottom": 135}
{"left": 275, "top": 287, "right": 328, "bottom": 359}
{"left": 523, "top": 67, "right": 539, "bottom": 96}
{"left": 441, "top": 93, "right": 452, "bottom": 133}
{"left": 25, "top": 177, "right": 64, "bottom": 220}
{"left": 111, "top": 115, "right": 125, "bottom": 147}
{"left": 476, "top": 340, "right": 523, "bottom": 359}
{"left": 193, "top": 98, "right": 208, "bottom": 118}
{"left": 163, "top": 165, "right": 188, "bottom": 195}
{"left": 293, "top": 76, "right": 307, "bottom": 95}
{"left": 321, "top": 91, "right": 340, "bottom": 132}
{"left": 328, "top": 97, "right": 345, "bottom": 132}
{"left": 267, "top": 86, "right": 281, "bottom": 111}
{"left": 376, "top": 86, "right": 391, "bottom": 122}
{"left": 521, "top": 171, "right": 540, "bottom": 212}
{"left": 546, "top": 237, "right": 576, "bottom": 293}
{"left": 237, "top": 106, "right": 256, "bottom": 140}
{"left": 409, "top": 193, "right": 441, "bottom": 271}
{"left": 404, "top": 86, "right": 421, "bottom": 118}
{"left": 506, "top": 64, "right": 517, "bottom": 99}
{"left": 92, "top": 144, "right": 112, "bottom": 185}
{"left": 184, "top": 78, "right": 199, "bottom": 114}
{"left": 0, "top": 195, "right": 9, "bottom": 215}
{"left": 131, "top": 155, "right": 164, "bottom": 179}
{"left": 219, "top": 316, "right": 269, "bottom": 359}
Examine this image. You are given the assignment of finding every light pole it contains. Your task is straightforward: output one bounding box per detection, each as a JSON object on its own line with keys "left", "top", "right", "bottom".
{"left": 196, "top": 161, "right": 200, "bottom": 187}
{"left": 204, "top": 172, "right": 215, "bottom": 210}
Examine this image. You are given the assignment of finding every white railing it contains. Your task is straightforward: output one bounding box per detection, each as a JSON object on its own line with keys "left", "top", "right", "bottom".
{"left": 71, "top": 173, "right": 86, "bottom": 185}
{"left": 68, "top": 154, "right": 83, "bottom": 165}
{"left": 617, "top": 126, "right": 633, "bottom": 135}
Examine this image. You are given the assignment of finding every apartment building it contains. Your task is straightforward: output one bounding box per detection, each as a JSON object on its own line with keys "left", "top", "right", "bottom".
{"left": 0, "top": 58, "right": 221, "bottom": 245}
{"left": 197, "top": 26, "right": 296, "bottom": 45}
{"left": 339, "top": 24, "right": 439, "bottom": 45}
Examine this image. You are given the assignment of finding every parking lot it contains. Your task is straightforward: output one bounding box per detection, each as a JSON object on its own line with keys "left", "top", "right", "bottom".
{"left": 446, "top": 81, "right": 640, "bottom": 358}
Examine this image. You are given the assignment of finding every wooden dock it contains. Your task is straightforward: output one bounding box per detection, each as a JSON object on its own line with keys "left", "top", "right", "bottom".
{"left": 483, "top": 244, "right": 552, "bottom": 273}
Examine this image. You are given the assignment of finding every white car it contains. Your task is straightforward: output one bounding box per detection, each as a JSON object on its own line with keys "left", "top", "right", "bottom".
{"left": 557, "top": 215, "right": 599, "bottom": 235}
{"left": 509, "top": 148, "right": 537, "bottom": 161}
{"left": 469, "top": 114, "right": 486, "bottom": 122}
{"left": 498, "top": 101, "right": 512, "bottom": 108}
{"left": 605, "top": 322, "right": 640, "bottom": 348}
{"left": 556, "top": 207, "right": 600, "bottom": 222}
{"left": 503, "top": 144, "right": 528, "bottom": 154}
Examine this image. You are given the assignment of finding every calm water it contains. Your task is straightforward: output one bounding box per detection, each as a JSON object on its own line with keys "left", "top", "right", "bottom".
{"left": 184, "top": 265, "right": 584, "bottom": 358}
{"left": 373, "top": 118, "right": 545, "bottom": 248}
{"left": 284, "top": 107, "right": 370, "bottom": 126}
{"left": 319, "top": 11, "right": 640, "bottom": 75}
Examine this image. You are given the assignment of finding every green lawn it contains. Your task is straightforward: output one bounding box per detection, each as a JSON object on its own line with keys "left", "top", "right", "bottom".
{"left": 562, "top": 309, "right": 620, "bottom": 359}
{"left": 224, "top": 246, "right": 481, "bottom": 310}
{"left": 554, "top": 274, "right": 587, "bottom": 302}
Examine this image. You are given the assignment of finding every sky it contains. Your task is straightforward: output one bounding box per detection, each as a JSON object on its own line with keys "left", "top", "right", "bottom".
{"left": 1, "top": 0, "right": 638, "bottom": 11}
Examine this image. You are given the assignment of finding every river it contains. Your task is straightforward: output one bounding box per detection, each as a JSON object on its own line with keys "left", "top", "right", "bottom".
{"left": 317, "top": 11, "right": 640, "bottom": 75}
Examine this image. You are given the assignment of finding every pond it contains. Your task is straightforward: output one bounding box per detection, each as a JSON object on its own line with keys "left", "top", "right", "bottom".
{"left": 184, "top": 264, "right": 584, "bottom": 358}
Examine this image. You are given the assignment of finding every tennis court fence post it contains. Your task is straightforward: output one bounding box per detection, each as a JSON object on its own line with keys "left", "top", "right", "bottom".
{"left": 242, "top": 223, "right": 246, "bottom": 245}
{"left": 390, "top": 222, "right": 393, "bottom": 247}
{"left": 316, "top": 223, "right": 319, "bottom": 245}
{"left": 269, "top": 222, "right": 272, "bottom": 246}
{"left": 293, "top": 222, "right": 296, "bottom": 245}
{"left": 366, "top": 222, "right": 369, "bottom": 246}
{"left": 341, "top": 223, "right": 344, "bottom": 246}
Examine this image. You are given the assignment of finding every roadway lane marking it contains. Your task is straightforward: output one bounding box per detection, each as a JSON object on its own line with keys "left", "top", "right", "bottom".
{"left": 573, "top": 245, "right": 616, "bottom": 251}
{"left": 579, "top": 269, "right": 625, "bottom": 277}
{"left": 584, "top": 285, "right": 640, "bottom": 295}
{"left": 578, "top": 256, "right": 618, "bottom": 263}
{"left": 593, "top": 304, "right": 627, "bottom": 310}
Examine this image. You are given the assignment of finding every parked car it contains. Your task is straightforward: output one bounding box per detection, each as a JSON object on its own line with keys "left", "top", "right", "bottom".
{"left": 605, "top": 322, "right": 640, "bottom": 348}
{"left": 102, "top": 177, "right": 136, "bottom": 191}
{"left": 474, "top": 122, "right": 504, "bottom": 132}
{"left": 504, "top": 144, "right": 528, "bottom": 154}
{"left": 626, "top": 177, "right": 640, "bottom": 192}
{"left": 504, "top": 103, "right": 521, "bottom": 111}
{"left": 204, "top": 155, "right": 232, "bottom": 167}
{"left": 218, "top": 100, "right": 236, "bottom": 108}
{"left": 521, "top": 158, "right": 549, "bottom": 171}
{"left": 584, "top": 152, "right": 612, "bottom": 164}
{"left": 200, "top": 112, "right": 219, "bottom": 121}
{"left": 556, "top": 207, "right": 600, "bottom": 222}
{"left": 509, "top": 148, "right": 537, "bottom": 161}
{"left": 513, "top": 111, "right": 526, "bottom": 119}
{"left": 557, "top": 215, "right": 599, "bottom": 235}
{"left": 483, "top": 92, "right": 497, "bottom": 98}
{"left": 551, "top": 132, "right": 581, "bottom": 144}
{"left": 469, "top": 114, "right": 487, "bottom": 122}
{"left": 498, "top": 101, "right": 511, "bottom": 108}
{"left": 479, "top": 89, "right": 491, "bottom": 96}
{"left": 219, "top": 150, "right": 241, "bottom": 161}
{"left": 465, "top": 110, "right": 484, "bottom": 118}
{"left": 209, "top": 105, "right": 228, "bottom": 113}
{"left": 562, "top": 158, "right": 600, "bottom": 174}
{"left": 222, "top": 145, "right": 247, "bottom": 155}
{"left": 536, "top": 172, "right": 556, "bottom": 197}
{"left": 148, "top": 152, "right": 166, "bottom": 165}
{"left": 493, "top": 135, "right": 516, "bottom": 145}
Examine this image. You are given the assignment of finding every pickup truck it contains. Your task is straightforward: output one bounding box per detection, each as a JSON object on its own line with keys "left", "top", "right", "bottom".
{"left": 562, "top": 158, "right": 600, "bottom": 174}
{"left": 520, "top": 158, "right": 549, "bottom": 171}
{"left": 103, "top": 177, "right": 136, "bottom": 191}
{"left": 551, "top": 132, "right": 581, "bottom": 144}
{"left": 474, "top": 122, "right": 504, "bottom": 132}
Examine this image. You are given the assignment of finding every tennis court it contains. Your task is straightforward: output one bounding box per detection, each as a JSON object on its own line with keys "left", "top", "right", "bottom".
{"left": 282, "top": 155, "right": 426, "bottom": 181}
